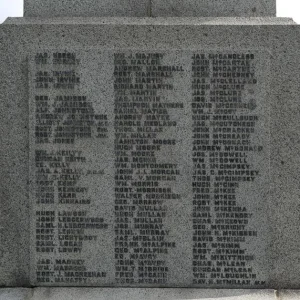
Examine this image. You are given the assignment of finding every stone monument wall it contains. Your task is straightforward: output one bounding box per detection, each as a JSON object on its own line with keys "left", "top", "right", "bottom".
{"left": 0, "top": 18, "right": 300, "bottom": 288}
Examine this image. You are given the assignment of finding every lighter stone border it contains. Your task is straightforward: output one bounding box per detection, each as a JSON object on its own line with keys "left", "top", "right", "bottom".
{"left": 0, "top": 288, "right": 298, "bottom": 300}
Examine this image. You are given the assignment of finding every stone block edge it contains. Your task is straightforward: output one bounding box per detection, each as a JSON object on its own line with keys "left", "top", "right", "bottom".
{"left": 0, "top": 288, "right": 299, "bottom": 300}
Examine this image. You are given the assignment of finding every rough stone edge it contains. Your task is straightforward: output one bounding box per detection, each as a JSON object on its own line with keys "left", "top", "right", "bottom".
{"left": 0, "top": 288, "right": 290, "bottom": 300}
{"left": 0, "top": 21, "right": 30, "bottom": 287}
{"left": 2, "top": 17, "right": 296, "bottom": 26}
{"left": 1, "top": 289, "right": 299, "bottom": 299}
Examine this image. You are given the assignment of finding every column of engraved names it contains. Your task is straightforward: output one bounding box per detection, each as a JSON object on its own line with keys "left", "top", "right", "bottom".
{"left": 114, "top": 52, "right": 183, "bottom": 284}
{"left": 33, "top": 52, "right": 108, "bottom": 284}
{"left": 191, "top": 53, "right": 265, "bottom": 286}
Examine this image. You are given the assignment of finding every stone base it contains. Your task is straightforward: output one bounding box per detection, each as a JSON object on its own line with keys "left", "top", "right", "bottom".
{"left": 24, "top": 0, "right": 275, "bottom": 17}
{"left": 0, "top": 289, "right": 299, "bottom": 300}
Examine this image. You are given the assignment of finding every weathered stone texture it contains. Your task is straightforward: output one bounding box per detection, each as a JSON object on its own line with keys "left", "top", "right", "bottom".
{"left": 23, "top": 0, "right": 276, "bottom": 17}
{"left": 0, "top": 19, "right": 300, "bottom": 288}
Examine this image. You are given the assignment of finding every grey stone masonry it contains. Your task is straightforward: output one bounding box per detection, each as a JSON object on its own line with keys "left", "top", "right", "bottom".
{"left": 0, "top": 288, "right": 281, "bottom": 300}
{"left": 0, "top": 17, "right": 300, "bottom": 288}
{"left": 24, "top": 0, "right": 276, "bottom": 17}
{"left": 1, "top": 288, "right": 300, "bottom": 300}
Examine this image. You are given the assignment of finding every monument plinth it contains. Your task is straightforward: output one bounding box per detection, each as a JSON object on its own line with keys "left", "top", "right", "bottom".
{"left": 1, "top": 0, "right": 300, "bottom": 299}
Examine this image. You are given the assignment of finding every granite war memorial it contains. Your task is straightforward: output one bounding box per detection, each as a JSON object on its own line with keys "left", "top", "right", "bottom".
{"left": 0, "top": 0, "right": 300, "bottom": 299}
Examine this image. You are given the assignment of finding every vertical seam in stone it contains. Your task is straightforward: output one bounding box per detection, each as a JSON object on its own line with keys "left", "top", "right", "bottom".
{"left": 148, "top": 0, "right": 152, "bottom": 17}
